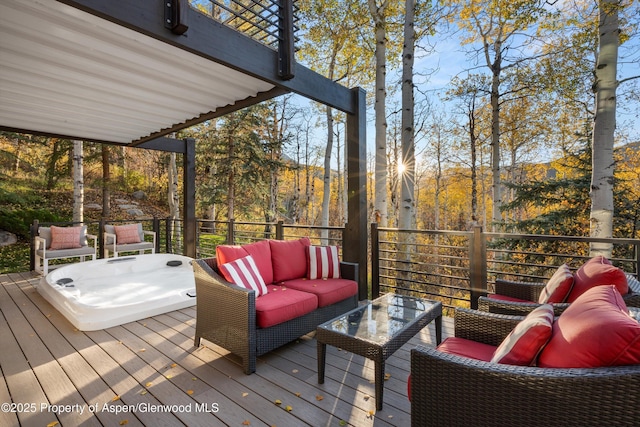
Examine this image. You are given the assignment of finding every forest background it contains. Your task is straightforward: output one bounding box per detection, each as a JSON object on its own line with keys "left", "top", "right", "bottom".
{"left": 1, "top": 0, "right": 640, "bottom": 272}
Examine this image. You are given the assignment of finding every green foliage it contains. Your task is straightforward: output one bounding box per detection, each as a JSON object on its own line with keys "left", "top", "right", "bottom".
{"left": 0, "top": 242, "right": 30, "bottom": 274}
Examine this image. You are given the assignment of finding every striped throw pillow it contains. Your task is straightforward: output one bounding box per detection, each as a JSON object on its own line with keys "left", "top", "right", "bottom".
{"left": 308, "top": 245, "right": 340, "bottom": 280}
{"left": 219, "top": 255, "right": 268, "bottom": 296}
{"left": 491, "top": 304, "right": 554, "bottom": 366}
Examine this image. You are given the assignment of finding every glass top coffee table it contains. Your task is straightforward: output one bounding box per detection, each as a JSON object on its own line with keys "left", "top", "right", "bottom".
{"left": 316, "top": 293, "right": 442, "bottom": 410}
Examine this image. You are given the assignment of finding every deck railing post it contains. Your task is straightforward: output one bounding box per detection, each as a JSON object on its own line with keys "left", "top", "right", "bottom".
{"left": 227, "top": 219, "right": 235, "bottom": 245}
{"left": 371, "top": 223, "right": 380, "bottom": 299}
{"left": 98, "top": 218, "right": 105, "bottom": 258}
{"left": 276, "top": 221, "right": 284, "bottom": 240}
{"left": 30, "top": 219, "right": 38, "bottom": 271}
{"left": 165, "top": 217, "right": 172, "bottom": 254}
{"left": 469, "top": 225, "right": 487, "bottom": 309}
{"left": 152, "top": 217, "right": 160, "bottom": 253}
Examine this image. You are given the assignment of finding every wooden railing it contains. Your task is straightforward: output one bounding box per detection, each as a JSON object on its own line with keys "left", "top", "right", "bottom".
{"left": 31, "top": 218, "right": 640, "bottom": 313}
{"left": 371, "top": 224, "right": 640, "bottom": 311}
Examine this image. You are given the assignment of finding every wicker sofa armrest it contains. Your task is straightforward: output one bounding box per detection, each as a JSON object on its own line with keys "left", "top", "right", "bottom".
{"left": 478, "top": 296, "right": 568, "bottom": 316}
{"left": 410, "top": 345, "right": 640, "bottom": 426}
{"left": 494, "top": 278, "right": 545, "bottom": 301}
{"left": 453, "top": 308, "right": 522, "bottom": 346}
{"left": 192, "top": 257, "right": 257, "bottom": 374}
{"left": 339, "top": 261, "right": 358, "bottom": 281}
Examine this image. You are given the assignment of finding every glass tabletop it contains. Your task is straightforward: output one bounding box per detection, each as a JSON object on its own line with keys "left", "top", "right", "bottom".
{"left": 319, "top": 294, "right": 438, "bottom": 344}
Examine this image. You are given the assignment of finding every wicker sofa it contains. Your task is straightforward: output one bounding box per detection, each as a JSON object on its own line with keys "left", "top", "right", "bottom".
{"left": 192, "top": 238, "right": 359, "bottom": 374}
{"left": 410, "top": 305, "right": 640, "bottom": 427}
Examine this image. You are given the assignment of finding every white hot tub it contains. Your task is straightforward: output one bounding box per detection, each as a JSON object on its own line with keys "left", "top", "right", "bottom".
{"left": 38, "top": 254, "right": 196, "bottom": 331}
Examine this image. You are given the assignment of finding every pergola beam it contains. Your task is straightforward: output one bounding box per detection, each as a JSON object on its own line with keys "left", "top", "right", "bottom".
{"left": 57, "top": 0, "right": 355, "bottom": 116}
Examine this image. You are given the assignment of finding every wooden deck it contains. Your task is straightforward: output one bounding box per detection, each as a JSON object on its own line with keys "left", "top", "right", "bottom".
{"left": 0, "top": 271, "right": 452, "bottom": 427}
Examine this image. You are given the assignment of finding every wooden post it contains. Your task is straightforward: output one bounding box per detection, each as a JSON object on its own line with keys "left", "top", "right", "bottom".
{"left": 344, "top": 87, "right": 368, "bottom": 300}
{"left": 371, "top": 223, "right": 380, "bottom": 299}
{"left": 183, "top": 138, "right": 196, "bottom": 258}
{"left": 30, "top": 219, "right": 38, "bottom": 271}
{"left": 469, "top": 225, "right": 487, "bottom": 309}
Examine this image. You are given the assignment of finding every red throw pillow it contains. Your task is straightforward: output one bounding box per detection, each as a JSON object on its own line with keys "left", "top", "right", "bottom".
{"left": 538, "top": 285, "right": 640, "bottom": 368}
{"left": 269, "top": 237, "right": 310, "bottom": 282}
{"left": 49, "top": 225, "right": 83, "bottom": 250}
{"left": 567, "top": 256, "right": 628, "bottom": 302}
{"left": 219, "top": 255, "right": 268, "bottom": 297}
{"left": 114, "top": 224, "right": 142, "bottom": 244}
{"left": 538, "top": 264, "right": 574, "bottom": 303}
{"left": 216, "top": 240, "right": 273, "bottom": 284}
{"left": 308, "top": 245, "right": 340, "bottom": 279}
{"left": 490, "top": 304, "right": 555, "bottom": 366}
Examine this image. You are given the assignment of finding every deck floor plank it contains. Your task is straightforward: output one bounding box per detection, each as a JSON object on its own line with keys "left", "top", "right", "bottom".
{"left": 2, "top": 278, "right": 103, "bottom": 427}
{"left": 0, "top": 271, "right": 450, "bottom": 427}
{"left": 15, "top": 274, "right": 146, "bottom": 426}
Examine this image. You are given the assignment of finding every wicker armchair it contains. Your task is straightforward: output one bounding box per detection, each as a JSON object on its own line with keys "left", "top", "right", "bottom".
{"left": 410, "top": 308, "right": 640, "bottom": 426}
{"left": 192, "top": 257, "right": 358, "bottom": 374}
{"left": 479, "top": 276, "right": 640, "bottom": 316}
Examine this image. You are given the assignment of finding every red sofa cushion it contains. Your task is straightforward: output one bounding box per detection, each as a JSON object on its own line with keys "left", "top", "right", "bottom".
{"left": 491, "top": 304, "right": 554, "bottom": 366}
{"left": 282, "top": 278, "right": 357, "bottom": 307}
{"left": 538, "top": 285, "right": 640, "bottom": 368}
{"left": 216, "top": 240, "right": 273, "bottom": 284}
{"left": 255, "top": 286, "right": 318, "bottom": 328}
{"left": 538, "top": 264, "right": 574, "bottom": 303}
{"left": 436, "top": 337, "right": 496, "bottom": 362}
{"left": 567, "top": 256, "right": 628, "bottom": 302}
{"left": 269, "top": 237, "right": 310, "bottom": 282}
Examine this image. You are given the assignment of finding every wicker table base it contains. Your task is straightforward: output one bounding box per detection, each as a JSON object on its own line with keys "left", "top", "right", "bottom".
{"left": 316, "top": 293, "right": 442, "bottom": 410}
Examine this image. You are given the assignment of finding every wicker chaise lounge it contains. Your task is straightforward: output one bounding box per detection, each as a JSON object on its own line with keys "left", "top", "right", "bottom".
{"left": 193, "top": 256, "right": 358, "bottom": 374}
{"left": 410, "top": 308, "right": 640, "bottom": 427}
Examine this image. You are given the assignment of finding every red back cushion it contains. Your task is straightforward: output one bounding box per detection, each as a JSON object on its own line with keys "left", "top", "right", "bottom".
{"left": 218, "top": 255, "right": 268, "bottom": 297}
{"left": 538, "top": 285, "right": 640, "bottom": 368}
{"left": 216, "top": 240, "right": 273, "bottom": 284}
{"left": 49, "top": 225, "right": 83, "bottom": 250}
{"left": 490, "top": 304, "right": 555, "bottom": 366}
{"left": 567, "top": 256, "right": 628, "bottom": 302}
{"left": 308, "top": 245, "right": 340, "bottom": 279}
{"left": 538, "top": 264, "right": 574, "bottom": 303}
{"left": 269, "top": 237, "right": 310, "bottom": 282}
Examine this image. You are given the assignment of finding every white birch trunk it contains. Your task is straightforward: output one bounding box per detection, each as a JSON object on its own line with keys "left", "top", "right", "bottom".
{"left": 72, "top": 140, "right": 83, "bottom": 223}
{"left": 369, "top": 0, "right": 389, "bottom": 227}
{"left": 168, "top": 152, "right": 181, "bottom": 247}
{"left": 320, "top": 106, "right": 334, "bottom": 245}
{"left": 399, "top": 0, "right": 415, "bottom": 231}
{"left": 589, "top": 0, "right": 619, "bottom": 257}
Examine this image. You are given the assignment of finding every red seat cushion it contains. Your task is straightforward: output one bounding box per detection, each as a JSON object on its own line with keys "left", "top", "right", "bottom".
{"left": 269, "top": 237, "right": 310, "bottom": 282}
{"left": 567, "top": 256, "right": 628, "bottom": 302}
{"left": 216, "top": 240, "right": 273, "bottom": 284}
{"left": 538, "top": 285, "right": 640, "bottom": 368}
{"left": 490, "top": 304, "right": 554, "bottom": 366}
{"left": 282, "top": 278, "right": 357, "bottom": 307}
{"left": 255, "top": 286, "right": 318, "bottom": 329}
{"left": 436, "top": 337, "right": 496, "bottom": 362}
{"left": 487, "top": 294, "right": 530, "bottom": 303}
